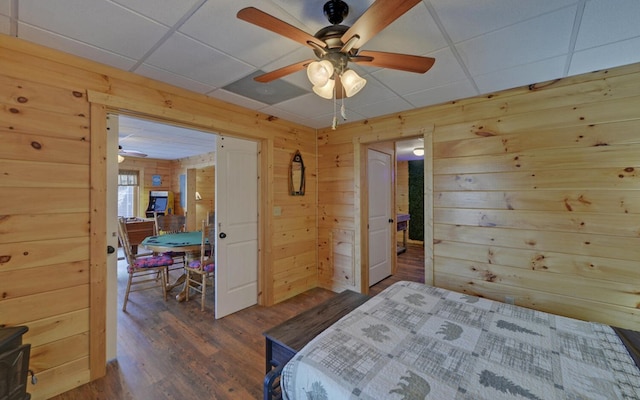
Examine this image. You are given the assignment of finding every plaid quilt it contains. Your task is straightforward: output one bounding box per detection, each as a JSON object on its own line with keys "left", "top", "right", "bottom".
{"left": 282, "top": 281, "right": 640, "bottom": 400}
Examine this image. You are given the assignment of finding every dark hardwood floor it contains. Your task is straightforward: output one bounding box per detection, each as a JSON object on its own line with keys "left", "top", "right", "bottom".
{"left": 370, "top": 242, "right": 425, "bottom": 296}
{"left": 51, "top": 243, "right": 424, "bottom": 399}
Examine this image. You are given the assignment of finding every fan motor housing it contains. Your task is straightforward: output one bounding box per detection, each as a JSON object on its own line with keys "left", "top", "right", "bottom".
{"left": 323, "top": 0, "right": 349, "bottom": 25}
{"left": 314, "top": 24, "right": 350, "bottom": 50}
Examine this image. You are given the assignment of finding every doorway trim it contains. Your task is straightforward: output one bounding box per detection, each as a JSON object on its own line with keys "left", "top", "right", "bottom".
{"left": 365, "top": 144, "right": 396, "bottom": 287}
{"left": 87, "top": 91, "right": 269, "bottom": 375}
{"left": 354, "top": 126, "right": 435, "bottom": 294}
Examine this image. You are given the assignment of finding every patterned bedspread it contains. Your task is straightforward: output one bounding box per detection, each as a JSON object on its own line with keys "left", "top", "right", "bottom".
{"left": 282, "top": 281, "right": 640, "bottom": 400}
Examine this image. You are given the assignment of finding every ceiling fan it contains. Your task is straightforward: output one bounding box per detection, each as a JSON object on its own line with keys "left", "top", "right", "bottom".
{"left": 118, "top": 145, "right": 147, "bottom": 162}
{"left": 237, "top": 0, "right": 435, "bottom": 99}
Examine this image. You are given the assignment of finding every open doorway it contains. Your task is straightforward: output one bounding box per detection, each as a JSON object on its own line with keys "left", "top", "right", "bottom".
{"left": 363, "top": 137, "right": 426, "bottom": 295}
{"left": 392, "top": 138, "right": 426, "bottom": 289}
{"left": 106, "top": 114, "right": 260, "bottom": 358}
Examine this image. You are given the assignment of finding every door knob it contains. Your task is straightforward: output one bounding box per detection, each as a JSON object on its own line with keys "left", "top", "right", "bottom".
{"left": 107, "top": 245, "right": 116, "bottom": 254}
{"left": 219, "top": 232, "right": 227, "bottom": 239}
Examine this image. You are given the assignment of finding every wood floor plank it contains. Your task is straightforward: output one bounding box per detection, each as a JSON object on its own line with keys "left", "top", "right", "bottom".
{"left": 50, "top": 244, "right": 424, "bottom": 399}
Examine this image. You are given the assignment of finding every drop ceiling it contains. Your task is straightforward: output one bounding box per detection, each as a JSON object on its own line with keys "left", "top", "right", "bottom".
{"left": 3, "top": 0, "right": 640, "bottom": 160}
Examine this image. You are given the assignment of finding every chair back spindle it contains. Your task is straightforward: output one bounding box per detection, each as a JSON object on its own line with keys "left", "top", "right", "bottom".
{"left": 184, "top": 220, "right": 216, "bottom": 310}
{"left": 117, "top": 217, "right": 172, "bottom": 311}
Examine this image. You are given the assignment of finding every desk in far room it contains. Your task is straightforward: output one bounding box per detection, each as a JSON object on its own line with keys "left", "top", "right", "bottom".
{"left": 396, "top": 213, "right": 410, "bottom": 254}
{"left": 122, "top": 218, "right": 155, "bottom": 254}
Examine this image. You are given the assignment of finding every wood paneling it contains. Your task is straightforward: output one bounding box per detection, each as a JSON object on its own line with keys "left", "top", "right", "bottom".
{"left": 317, "top": 62, "right": 640, "bottom": 331}
{"left": 3, "top": 29, "right": 640, "bottom": 398}
{"left": 0, "top": 33, "right": 316, "bottom": 399}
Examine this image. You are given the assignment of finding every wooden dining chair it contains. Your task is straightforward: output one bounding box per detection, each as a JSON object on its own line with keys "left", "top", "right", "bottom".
{"left": 184, "top": 220, "right": 216, "bottom": 311}
{"left": 153, "top": 212, "right": 186, "bottom": 235}
{"left": 153, "top": 211, "right": 187, "bottom": 274}
{"left": 117, "top": 217, "right": 173, "bottom": 311}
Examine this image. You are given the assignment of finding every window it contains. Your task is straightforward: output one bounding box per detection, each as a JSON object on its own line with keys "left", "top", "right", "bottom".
{"left": 118, "top": 170, "right": 139, "bottom": 218}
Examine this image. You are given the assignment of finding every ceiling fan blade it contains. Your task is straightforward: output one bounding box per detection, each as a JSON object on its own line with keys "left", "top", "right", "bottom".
{"left": 119, "top": 146, "right": 148, "bottom": 158}
{"left": 340, "top": 0, "right": 421, "bottom": 50}
{"left": 355, "top": 51, "right": 435, "bottom": 73}
{"left": 120, "top": 150, "right": 148, "bottom": 158}
{"left": 237, "top": 7, "right": 326, "bottom": 49}
{"left": 254, "top": 60, "right": 314, "bottom": 83}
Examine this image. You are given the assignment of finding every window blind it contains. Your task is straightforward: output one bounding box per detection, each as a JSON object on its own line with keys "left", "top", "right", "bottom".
{"left": 118, "top": 170, "right": 139, "bottom": 186}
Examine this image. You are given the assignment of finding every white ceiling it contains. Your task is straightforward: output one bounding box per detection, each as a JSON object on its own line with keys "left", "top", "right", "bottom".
{"left": 3, "top": 0, "right": 640, "bottom": 160}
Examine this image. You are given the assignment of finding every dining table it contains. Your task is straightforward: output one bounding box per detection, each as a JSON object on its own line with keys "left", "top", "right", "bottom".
{"left": 141, "top": 231, "right": 210, "bottom": 301}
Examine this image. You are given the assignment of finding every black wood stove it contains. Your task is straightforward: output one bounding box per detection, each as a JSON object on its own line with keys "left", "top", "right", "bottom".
{"left": 0, "top": 326, "right": 32, "bottom": 400}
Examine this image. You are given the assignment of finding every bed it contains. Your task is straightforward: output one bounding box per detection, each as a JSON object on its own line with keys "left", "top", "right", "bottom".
{"left": 281, "top": 281, "right": 640, "bottom": 399}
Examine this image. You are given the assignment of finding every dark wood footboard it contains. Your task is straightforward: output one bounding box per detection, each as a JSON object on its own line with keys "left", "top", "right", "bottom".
{"left": 613, "top": 326, "right": 640, "bottom": 368}
{"left": 262, "top": 290, "right": 370, "bottom": 400}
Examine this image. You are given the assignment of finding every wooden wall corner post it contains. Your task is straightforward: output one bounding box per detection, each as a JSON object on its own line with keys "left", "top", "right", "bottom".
{"left": 261, "top": 138, "right": 274, "bottom": 306}
{"left": 186, "top": 169, "right": 197, "bottom": 231}
{"left": 354, "top": 138, "right": 367, "bottom": 294}
{"left": 89, "top": 103, "right": 107, "bottom": 380}
{"left": 423, "top": 126, "right": 434, "bottom": 286}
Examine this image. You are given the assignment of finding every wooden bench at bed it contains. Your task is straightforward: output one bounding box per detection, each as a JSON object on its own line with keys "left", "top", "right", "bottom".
{"left": 262, "top": 290, "right": 370, "bottom": 400}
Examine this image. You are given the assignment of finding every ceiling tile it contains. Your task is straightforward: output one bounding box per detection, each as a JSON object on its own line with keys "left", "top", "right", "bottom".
{"left": 179, "top": 0, "right": 302, "bottom": 67}
{"left": 575, "top": 0, "right": 640, "bottom": 51}
{"left": 474, "top": 55, "right": 567, "bottom": 93}
{"left": 260, "top": 105, "right": 319, "bottom": 128}
{"left": 111, "top": 0, "right": 204, "bottom": 26}
{"left": 351, "top": 96, "right": 414, "bottom": 118}
{"left": 310, "top": 107, "right": 367, "bottom": 130}
{"left": 569, "top": 36, "right": 640, "bottom": 76}
{"left": 144, "top": 31, "right": 254, "bottom": 87}
{"left": 455, "top": 6, "right": 576, "bottom": 76}
{"left": 135, "top": 63, "right": 215, "bottom": 93}
{"left": 370, "top": 47, "right": 466, "bottom": 95}
{"left": 431, "top": 0, "right": 577, "bottom": 43}
{"left": 404, "top": 79, "right": 478, "bottom": 109}
{"left": 18, "top": 0, "right": 169, "bottom": 59}
{"left": 362, "top": 2, "right": 447, "bottom": 55}
{"left": 208, "top": 88, "right": 274, "bottom": 111}
{"left": 18, "top": 24, "right": 138, "bottom": 70}
{"left": 337, "top": 75, "right": 399, "bottom": 109}
{"left": 273, "top": 93, "right": 335, "bottom": 119}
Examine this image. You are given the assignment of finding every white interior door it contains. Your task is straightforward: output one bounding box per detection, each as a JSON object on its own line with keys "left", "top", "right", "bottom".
{"left": 105, "top": 114, "right": 119, "bottom": 360}
{"left": 215, "top": 135, "right": 258, "bottom": 318}
{"left": 368, "top": 149, "right": 393, "bottom": 286}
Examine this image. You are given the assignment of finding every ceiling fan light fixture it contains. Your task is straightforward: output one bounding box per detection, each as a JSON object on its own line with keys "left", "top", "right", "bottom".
{"left": 307, "top": 60, "right": 335, "bottom": 86}
{"left": 312, "top": 78, "right": 336, "bottom": 99}
{"left": 118, "top": 154, "right": 125, "bottom": 163}
{"left": 413, "top": 147, "right": 424, "bottom": 156}
{"left": 341, "top": 69, "right": 366, "bottom": 97}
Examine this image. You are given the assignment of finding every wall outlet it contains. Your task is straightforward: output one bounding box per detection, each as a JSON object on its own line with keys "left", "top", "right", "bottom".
{"left": 505, "top": 296, "right": 515, "bottom": 305}
{"left": 273, "top": 206, "right": 282, "bottom": 216}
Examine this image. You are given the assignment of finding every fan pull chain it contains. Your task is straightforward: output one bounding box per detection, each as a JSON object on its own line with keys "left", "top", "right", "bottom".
{"left": 332, "top": 82, "right": 338, "bottom": 130}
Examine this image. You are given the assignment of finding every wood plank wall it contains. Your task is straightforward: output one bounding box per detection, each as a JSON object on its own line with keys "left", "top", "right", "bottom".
{"left": 0, "top": 34, "right": 316, "bottom": 399}
{"left": 318, "top": 63, "right": 640, "bottom": 331}
{"left": 118, "top": 157, "right": 174, "bottom": 217}
{"left": 173, "top": 150, "right": 217, "bottom": 220}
